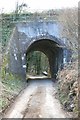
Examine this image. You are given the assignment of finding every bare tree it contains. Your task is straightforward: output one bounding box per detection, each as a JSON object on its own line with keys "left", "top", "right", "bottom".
{"left": 59, "top": 8, "right": 78, "bottom": 52}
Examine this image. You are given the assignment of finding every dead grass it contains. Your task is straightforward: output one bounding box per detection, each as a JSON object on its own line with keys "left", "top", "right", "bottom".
{"left": 57, "top": 60, "right": 78, "bottom": 118}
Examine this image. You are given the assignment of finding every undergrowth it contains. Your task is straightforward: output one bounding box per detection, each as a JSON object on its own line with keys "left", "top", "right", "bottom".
{"left": 0, "top": 54, "right": 26, "bottom": 112}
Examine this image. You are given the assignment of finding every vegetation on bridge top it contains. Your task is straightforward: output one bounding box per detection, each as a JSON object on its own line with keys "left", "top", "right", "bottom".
{"left": 0, "top": 7, "right": 78, "bottom": 55}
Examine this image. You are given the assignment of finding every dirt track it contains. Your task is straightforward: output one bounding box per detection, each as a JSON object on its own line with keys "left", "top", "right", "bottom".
{"left": 3, "top": 79, "right": 71, "bottom": 118}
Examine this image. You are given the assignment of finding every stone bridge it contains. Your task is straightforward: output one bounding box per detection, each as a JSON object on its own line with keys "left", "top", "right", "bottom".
{"left": 9, "top": 21, "right": 71, "bottom": 79}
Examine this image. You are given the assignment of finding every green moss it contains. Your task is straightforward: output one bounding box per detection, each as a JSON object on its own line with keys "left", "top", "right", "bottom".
{"left": 0, "top": 98, "right": 8, "bottom": 109}
{"left": 1, "top": 14, "right": 14, "bottom": 47}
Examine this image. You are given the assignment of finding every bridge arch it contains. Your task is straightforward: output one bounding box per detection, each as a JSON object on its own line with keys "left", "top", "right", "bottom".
{"left": 25, "top": 36, "right": 64, "bottom": 79}
{"left": 9, "top": 21, "right": 71, "bottom": 79}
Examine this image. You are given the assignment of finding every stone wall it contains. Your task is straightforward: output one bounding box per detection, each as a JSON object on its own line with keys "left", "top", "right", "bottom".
{"left": 9, "top": 21, "right": 71, "bottom": 79}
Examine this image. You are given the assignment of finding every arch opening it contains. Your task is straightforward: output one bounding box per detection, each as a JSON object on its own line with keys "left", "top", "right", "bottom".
{"left": 26, "top": 51, "right": 51, "bottom": 78}
{"left": 25, "top": 39, "right": 64, "bottom": 79}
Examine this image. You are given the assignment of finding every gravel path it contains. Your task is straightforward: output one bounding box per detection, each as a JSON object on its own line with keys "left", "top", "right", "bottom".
{"left": 3, "top": 79, "right": 70, "bottom": 118}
